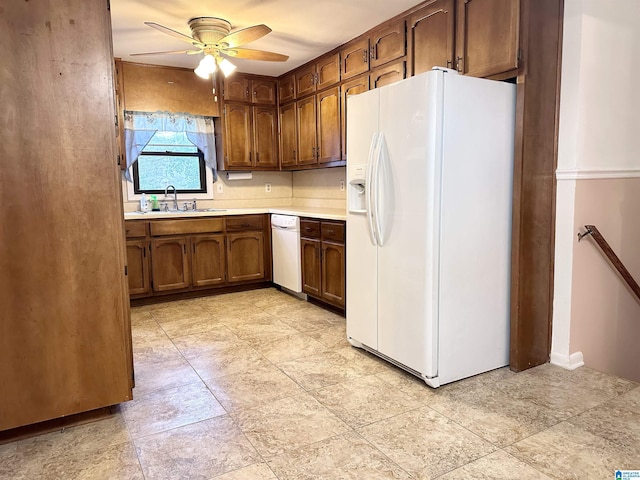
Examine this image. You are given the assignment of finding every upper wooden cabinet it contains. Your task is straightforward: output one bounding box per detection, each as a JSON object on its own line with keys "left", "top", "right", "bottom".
{"left": 295, "top": 87, "right": 341, "bottom": 168}
{"left": 122, "top": 62, "right": 220, "bottom": 117}
{"left": 408, "top": 0, "right": 455, "bottom": 75}
{"left": 341, "top": 75, "right": 370, "bottom": 160}
{"left": 456, "top": 0, "right": 520, "bottom": 78}
{"left": 223, "top": 103, "right": 277, "bottom": 169}
{"left": 279, "top": 102, "right": 297, "bottom": 168}
{"left": 295, "top": 53, "right": 341, "bottom": 98}
{"left": 370, "top": 60, "right": 406, "bottom": 89}
{"left": 369, "top": 20, "right": 407, "bottom": 69}
{"left": 340, "top": 38, "right": 370, "bottom": 80}
{"left": 224, "top": 75, "right": 276, "bottom": 105}
{"left": 278, "top": 72, "right": 296, "bottom": 104}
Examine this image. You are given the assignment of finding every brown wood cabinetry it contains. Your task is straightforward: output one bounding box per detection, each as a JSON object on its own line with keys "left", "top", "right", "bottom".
{"left": 341, "top": 76, "right": 370, "bottom": 160}
{"left": 224, "top": 103, "right": 278, "bottom": 169}
{"left": 370, "top": 60, "right": 407, "bottom": 89}
{"left": 125, "top": 221, "right": 151, "bottom": 299}
{"left": 279, "top": 102, "right": 297, "bottom": 168}
{"left": 296, "top": 53, "right": 341, "bottom": 97}
{"left": 340, "top": 38, "right": 371, "bottom": 80}
{"left": 369, "top": 20, "right": 407, "bottom": 68}
{"left": 408, "top": 0, "right": 455, "bottom": 75}
{"left": 278, "top": 73, "right": 296, "bottom": 103}
{"left": 300, "top": 219, "right": 346, "bottom": 309}
{"left": 296, "top": 96, "right": 317, "bottom": 166}
{"left": 456, "top": 0, "right": 520, "bottom": 78}
{"left": 151, "top": 237, "right": 191, "bottom": 292}
{"left": 224, "top": 76, "right": 251, "bottom": 102}
{"left": 114, "top": 59, "right": 126, "bottom": 170}
{"left": 224, "top": 76, "right": 276, "bottom": 105}
{"left": 191, "top": 234, "right": 226, "bottom": 287}
{"left": 226, "top": 215, "right": 267, "bottom": 283}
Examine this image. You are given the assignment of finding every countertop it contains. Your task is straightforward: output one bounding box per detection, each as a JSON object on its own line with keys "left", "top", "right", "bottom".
{"left": 124, "top": 206, "right": 347, "bottom": 222}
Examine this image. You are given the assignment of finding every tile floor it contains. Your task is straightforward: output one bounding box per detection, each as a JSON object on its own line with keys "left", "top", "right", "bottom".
{"left": 2, "top": 287, "right": 639, "bottom": 479}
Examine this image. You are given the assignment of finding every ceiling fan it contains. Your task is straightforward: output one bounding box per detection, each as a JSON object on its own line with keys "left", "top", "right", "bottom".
{"left": 131, "top": 17, "right": 289, "bottom": 79}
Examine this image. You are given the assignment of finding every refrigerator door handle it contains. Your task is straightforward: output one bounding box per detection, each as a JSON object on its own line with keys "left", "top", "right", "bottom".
{"left": 373, "top": 133, "right": 389, "bottom": 246}
{"left": 365, "top": 133, "right": 379, "bottom": 246}
{"left": 370, "top": 133, "right": 383, "bottom": 246}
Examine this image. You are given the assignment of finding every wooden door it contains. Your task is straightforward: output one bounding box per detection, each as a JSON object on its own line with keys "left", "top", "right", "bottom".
{"left": 296, "top": 64, "right": 317, "bottom": 98}
{"left": 301, "top": 238, "right": 321, "bottom": 297}
{"left": 279, "top": 73, "right": 296, "bottom": 103}
{"left": 340, "top": 37, "right": 370, "bottom": 80}
{"left": 279, "top": 102, "right": 298, "bottom": 168}
{"left": 316, "top": 53, "right": 341, "bottom": 90}
{"left": 191, "top": 234, "right": 226, "bottom": 287}
{"left": 253, "top": 107, "right": 278, "bottom": 168}
{"left": 151, "top": 237, "right": 191, "bottom": 292}
{"left": 408, "top": 0, "right": 455, "bottom": 75}
{"left": 227, "top": 232, "right": 265, "bottom": 282}
{"left": 321, "top": 241, "right": 345, "bottom": 308}
{"left": 370, "top": 20, "right": 406, "bottom": 68}
{"left": 370, "top": 60, "right": 406, "bottom": 89}
{"left": 341, "top": 76, "right": 369, "bottom": 160}
{"left": 251, "top": 79, "right": 276, "bottom": 105}
{"left": 224, "top": 103, "right": 252, "bottom": 168}
{"left": 126, "top": 240, "right": 151, "bottom": 297}
{"left": 224, "top": 75, "right": 251, "bottom": 102}
{"left": 456, "top": 0, "right": 520, "bottom": 77}
{"left": 316, "top": 87, "right": 341, "bottom": 164}
{"left": 296, "top": 96, "right": 318, "bottom": 165}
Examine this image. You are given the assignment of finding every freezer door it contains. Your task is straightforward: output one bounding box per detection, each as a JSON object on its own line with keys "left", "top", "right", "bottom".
{"left": 346, "top": 88, "right": 380, "bottom": 350}
{"left": 375, "top": 72, "right": 442, "bottom": 378}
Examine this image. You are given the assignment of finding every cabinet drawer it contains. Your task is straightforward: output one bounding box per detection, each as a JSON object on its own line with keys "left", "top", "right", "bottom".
{"left": 300, "top": 219, "right": 321, "bottom": 239}
{"left": 150, "top": 218, "right": 224, "bottom": 236}
{"left": 321, "top": 222, "right": 345, "bottom": 243}
{"left": 124, "top": 220, "right": 148, "bottom": 238}
{"left": 226, "top": 215, "right": 264, "bottom": 231}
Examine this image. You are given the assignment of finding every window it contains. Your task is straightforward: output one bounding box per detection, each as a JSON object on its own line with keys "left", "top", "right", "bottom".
{"left": 132, "top": 131, "right": 207, "bottom": 194}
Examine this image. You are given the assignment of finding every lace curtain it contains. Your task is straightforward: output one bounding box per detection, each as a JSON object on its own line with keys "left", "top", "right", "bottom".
{"left": 124, "top": 111, "right": 217, "bottom": 181}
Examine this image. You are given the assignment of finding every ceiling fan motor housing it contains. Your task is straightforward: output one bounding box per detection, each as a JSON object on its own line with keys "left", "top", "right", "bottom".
{"left": 188, "top": 17, "right": 232, "bottom": 46}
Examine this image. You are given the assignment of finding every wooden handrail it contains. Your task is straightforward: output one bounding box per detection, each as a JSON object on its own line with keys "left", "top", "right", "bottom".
{"left": 578, "top": 225, "right": 640, "bottom": 301}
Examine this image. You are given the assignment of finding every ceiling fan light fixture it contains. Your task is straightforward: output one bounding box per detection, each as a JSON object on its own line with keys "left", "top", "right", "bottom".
{"left": 219, "top": 58, "right": 237, "bottom": 77}
{"left": 194, "top": 53, "right": 217, "bottom": 78}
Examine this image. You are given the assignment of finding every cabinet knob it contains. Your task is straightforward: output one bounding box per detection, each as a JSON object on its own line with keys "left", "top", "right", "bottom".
{"left": 456, "top": 56, "right": 463, "bottom": 73}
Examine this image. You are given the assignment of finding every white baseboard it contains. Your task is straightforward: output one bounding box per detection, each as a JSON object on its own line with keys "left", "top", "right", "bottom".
{"left": 550, "top": 351, "right": 584, "bottom": 370}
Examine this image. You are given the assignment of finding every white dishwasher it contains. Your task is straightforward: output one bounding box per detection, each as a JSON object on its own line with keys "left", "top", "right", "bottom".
{"left": 271, "top": 214, "right": 302, "bottom": 293}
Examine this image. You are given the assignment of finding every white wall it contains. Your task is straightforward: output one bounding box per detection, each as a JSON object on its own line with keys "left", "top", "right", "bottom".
{"left": 552, "top": 0, "right": 640, "bottom": 375}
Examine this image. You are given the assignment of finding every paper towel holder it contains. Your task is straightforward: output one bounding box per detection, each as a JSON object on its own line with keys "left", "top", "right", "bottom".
{"left": 226, "top": 171, "right": 253, "bottom": 181}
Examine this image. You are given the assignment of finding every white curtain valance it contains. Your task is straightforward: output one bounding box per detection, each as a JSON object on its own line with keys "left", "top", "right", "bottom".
{"left": 123, "top": 111, "right": 217, "bottom": 181}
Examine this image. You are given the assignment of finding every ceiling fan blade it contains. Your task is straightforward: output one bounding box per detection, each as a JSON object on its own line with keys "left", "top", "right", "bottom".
{"left": 218, "top": 24, "right": 271, "bottom": 48}
{"left": 130, "top": 49, "right": 202, "bottom": 56}
{"left": 226, "top": 48, "right": 289, "bottom": 62}
{"left": 144, "top": 22, "right": 202, "bottom": 46}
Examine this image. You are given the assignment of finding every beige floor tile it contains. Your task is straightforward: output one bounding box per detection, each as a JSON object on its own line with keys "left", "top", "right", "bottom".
{"left": 156, "top": 312, "right": 225, "bottom": 339}
{"left": 505, "top": 422, "right": 640, "bottom": 479}
{"left": 439, "top": 449, "right": 552, "bottom": 479}
{"left": 267, "top": 431, "right": 412, "bottom": 479}
{"left": 213, "top": 462, "right": 277, "bottom": 479}
{"left": 374, "top": 366, "right": 436, "bottom": 399}
{"left": 130, "top": 308, "right": 156, "bottom": 327}
{"left": 428, "top": 387, "right": 565, "bottom": 447}
{"left": 182, "top": 339, "right": 273, "bottom": 380}
{"left": 253, "top": 289, "right": 306, "bottom": 309}
{"left": 357, "top": 406, "right": 496, "bottom": 479}
{"left": 307, "top": 324, "right": 349, "bottom": 349}
{"left": 122, "top": 382, "right": 225, "bottom": 439}
{"left": 225, "top": 316, "right": 300, "bottom": 345}
{"left": 135, "top": 416, "right": 260, "bottom": 479}
{"left": 253, "top": 332, "right": 329, "bottom": 364}
{"left": 277, "top": 350, "right": 375, "bottom": 390}
{"left": 149, "top": 301, "right": 211, "bottom": 323}
{"left": 311, "top": 374, "right": 428, "bottom": 427}
{"left": 232, "top": 393, "right": 350, "bottom": 457}
{"left": 276, "top": 305, "right": 344, "bottom": 333}
{"left": 608, "top": 386, "right": 640, "bottom": 413}
{"left": 204, "top": 365, "right": 303, "bottom": 412}
{"left": 132, "top": 354, "right": 202, "bottom": 397}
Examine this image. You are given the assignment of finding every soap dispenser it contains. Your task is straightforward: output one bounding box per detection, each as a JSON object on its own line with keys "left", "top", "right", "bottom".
{"left": 140, "top": 193, "right": 148, "bottom": 212}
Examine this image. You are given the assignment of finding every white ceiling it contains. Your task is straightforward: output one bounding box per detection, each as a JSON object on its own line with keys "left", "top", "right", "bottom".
{"left": 110, "top": 0, "right": 421, "bottom": 77}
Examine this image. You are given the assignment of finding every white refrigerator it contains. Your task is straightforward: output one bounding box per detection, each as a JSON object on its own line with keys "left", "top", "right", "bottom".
{"left": 346, "top": 68, "right": 516, "bottom": 388}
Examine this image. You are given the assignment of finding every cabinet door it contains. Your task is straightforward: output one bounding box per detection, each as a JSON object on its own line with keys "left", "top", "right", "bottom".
{"left": 151, "top": 237, "right": 190, "bottom": 292}
{"left": 191, "top": 234, "right": 226, "bottom": 287}
{"left": 316, "top": 53, "right": 341, "bottom": 90}
{"left": 296, "top": 96, "right": 317, "bottom": 165}
{"left": 341, "top": 76, "right": 370, "bottom": 160}
{"left": 301, "top": 238, "right": 321, "bottom": 297}
{"left": 370, "top": 20, "right": 406, "bottom": 68}
{"left": 251, "top": 79, "right": 276, "bottom": 105}
{"left": 340, "top": 38, "right": 370, "bottom": 80}
{"left": 279, "top": 73, "right": 296, "bottom": 103}
{"left": 296, "top": 64, "right": 316, "bottom": 98}
{"left": 279, "top": 102, "right": 298, "bottom": 168}
{"left": 126, "top": 239, "right": 150, "bottom": 297}
{"left": 321, "top": 241, "right": 345, "bottom": 308}
{"left": 224, "top": 103, "right": 253, "bottom": 168}
{"left": 224, "top": 76, "right": 250, "bottom": 102}
{"left": 456, "top": 0, "right": 520, "bottom": 77}
{"left": 370, "top": 60, "right": 406, "bottom": 89}
{"left": 253, "top": 106, "right": 278, "bottom": 168}
{"left": 316, "top": 87, "right": 341, "bottom": 164}
{"left": 408, "top": 0, "right": 455, "bottom": 75}
{"left": 227, "top": 232, "right": 265, "bottom": 282}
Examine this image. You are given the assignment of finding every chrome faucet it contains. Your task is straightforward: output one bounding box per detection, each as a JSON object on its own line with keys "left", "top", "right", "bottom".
{"left": 165, "top": 185, "right": 178, "bottom": 210}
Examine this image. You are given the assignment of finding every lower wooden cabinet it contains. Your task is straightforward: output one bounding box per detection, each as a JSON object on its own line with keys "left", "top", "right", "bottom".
{"left": 227, "top": 232, "right": 265, "bottom": 282}
{"left": 151, "top": 237, "right": 190, "bottom": 292}
{"left": 192, "top": 234, "right": 226, "bottom": 287}
{"left": 126, "top": 239, "right": 151, "bottom": 297}
{"left": 300, "top": 218, "right": 346, "bottom": 309}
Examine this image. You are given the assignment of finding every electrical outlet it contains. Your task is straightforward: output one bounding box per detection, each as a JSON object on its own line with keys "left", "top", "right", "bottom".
{"left": 265, "top": 183, "right": 272, "bottom": 193}
{"left": 216, "top": 183, "right": 223, "bottom": 194}
{"left": 340, "top": 180, "right": 345, "bottom": 191}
